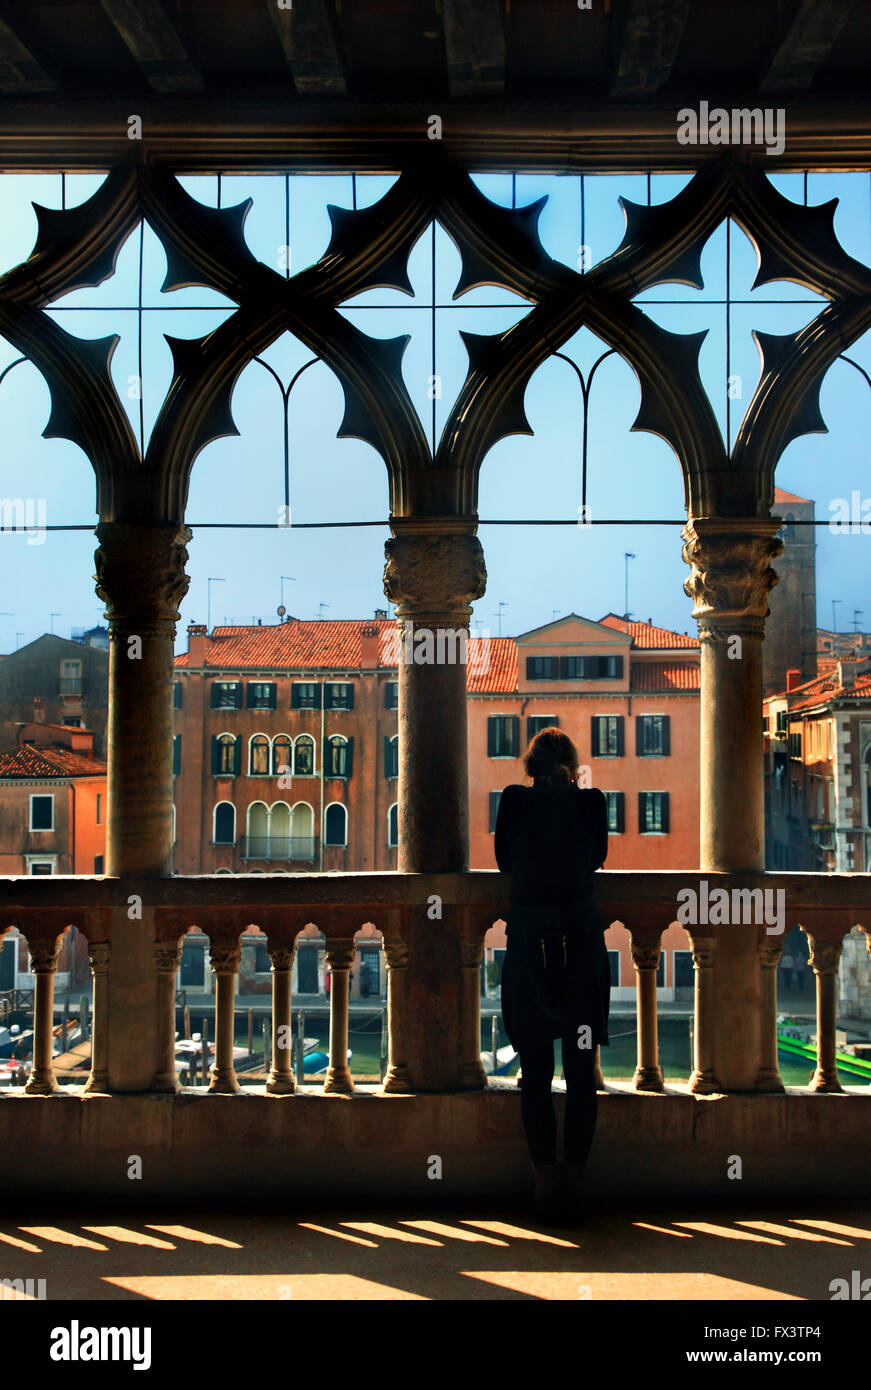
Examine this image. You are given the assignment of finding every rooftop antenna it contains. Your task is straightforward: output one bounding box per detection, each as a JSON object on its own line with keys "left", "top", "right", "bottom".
{"left": 832, "top": 598, "right": 842, "bottom": 635}
{"left": 318, "top": 602, "right": 330, "bottom": 621}
{"left": 494, "top": 601, "right": 508, "bottom": 637}
{"left": 281, "top": 576, "right": 296, "bottom": 618}
{"left": 853, "top": 609, "right": 864, "bottom": 633}
{"left": 50, "top": 612, "right": 61, "bottom": 634}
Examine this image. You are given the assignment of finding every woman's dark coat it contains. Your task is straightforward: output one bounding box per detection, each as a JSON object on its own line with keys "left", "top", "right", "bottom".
{"left": 495, "top": 781, "right": 610, "bottom": 1053}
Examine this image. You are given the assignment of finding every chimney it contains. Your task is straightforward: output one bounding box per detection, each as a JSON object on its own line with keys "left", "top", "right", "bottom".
{"left": 31, "top": 696, "right": 44, "bottom": 724}
{"left": 187, "top": 623, "right": 207, "bottom": 667}
{"left": 374, "top": 608, "right": 388, "bottom": 619}
{"left": 838, "top": 660, "right": 855, "bottom": 690}
{"left": 360, "top": 623, "right": 380, "bottom": 669}
{"left": 785, "top": 669, "right": 802, "bottom": 691}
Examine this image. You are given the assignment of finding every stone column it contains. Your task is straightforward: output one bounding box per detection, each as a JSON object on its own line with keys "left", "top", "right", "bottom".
{"left": 630, "top": 939, "right": 665, "bottom": 1092}
{"left": 267, "top": 944, "right": 296, "bottom": 1095}
{"left": 687, "top": 935, "right": 719, "bottom": 1093}
{"left": 382, "top": 934, "right": 411, "bottom": 1094}
{"left": 682, "top": 517, "right": 783, "bottom": 1091}
{"left": 324, "top": 940, "right": 355, "bottom": 1094}
{"left": 153, "top": 942, "right": 182, "bottom": 1093}
{"left": 94, "top": 521, "right": 191, "bottom": 1092}
{"left": 383, "top": 517, "right": 486, "bottom": 873}
{"left": 207, "top": 943, "right": 241, "bottom": 1095}
{"left": 755, "top": 936, "right": 785, "bottom": 1092}
{"left": 83, "top": 941, "right": 111, "bottom": 1094}
{"left": 807, "top": 935, "right": 845, "bottom": 1093}
{"left": 460, "top": 917, "right": 487, "bottom": 1091}
{"left": 24, "top": 939, "right": 62, "bottom": 1095}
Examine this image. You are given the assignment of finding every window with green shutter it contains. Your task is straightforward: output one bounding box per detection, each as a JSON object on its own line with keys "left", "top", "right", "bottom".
{"left": 172, "top": 734, "right": 181, "bottom": 776}
{"left": 487, "top": 715, "right": 519, "bottom": 757}
{"left": 527, "top": 714, "right": 558, "bottom": 741}
{"left": 591, "top": 715, "right": 623, "bottom": 757}
{"left": 211, "top": 681, "right": 242, "bottom": 709}
{"left": 246, "top": 682, "right": 276, "bottom": 710}
{"left": 384, "top": 735, "right": 398, "bottom": 779}
{"left": 636, "top": 714, "right": 670, "bottom": 756}
{"left": 489, "top": 790, "right": 502, "bottom": 833}
{"left": 291, "top": 683, "right": 320, "bottom": 710}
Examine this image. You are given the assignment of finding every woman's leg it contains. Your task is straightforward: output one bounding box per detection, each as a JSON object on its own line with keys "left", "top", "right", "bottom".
{"left": 518, "top": 1036, "right": 558, "bottom": 1164}
{"left": 561, "top": 1032, "right": 598, "bottom": 1165}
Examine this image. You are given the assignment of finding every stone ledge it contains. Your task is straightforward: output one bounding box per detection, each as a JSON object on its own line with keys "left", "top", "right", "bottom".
{"left": 1, "top": 1089, "right": 869, "bottom": 1204}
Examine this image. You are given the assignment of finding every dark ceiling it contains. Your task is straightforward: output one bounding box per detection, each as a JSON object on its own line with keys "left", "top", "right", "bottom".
{"left": 0, "top": 1, "right": 869, "bottom": 170}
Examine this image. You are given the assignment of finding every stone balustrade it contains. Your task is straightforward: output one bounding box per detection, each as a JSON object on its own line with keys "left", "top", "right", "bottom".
{"left": 0, "top": 871, "right": 868, "bottom": 1100}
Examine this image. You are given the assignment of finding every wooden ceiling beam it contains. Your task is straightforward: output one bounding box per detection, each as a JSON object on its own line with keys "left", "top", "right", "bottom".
{"left": 97, "top": 0, "right": 204, "bottom": 94}
{"left": 0, "top": 11, "right": 57, "bottom": 94}
{"left": 610, "top": 0, "right": 691, "bottom": 98}
{"left": 266, "top": 0, "right": 347, "bottom": 96}
{"left": 442, "top": 0, "right": 505, "bottom": 98}
{"left": 760, "top": 0, "right": 856, "bottom": 93}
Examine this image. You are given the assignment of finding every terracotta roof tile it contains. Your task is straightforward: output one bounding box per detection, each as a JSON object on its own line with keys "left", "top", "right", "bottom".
{"left": 175, "top": 619, "right": 396, "bottom": 670}
{"left": 630, "top": 662, "right": 701, "bottom": 692}
{"left": 598, "top": 614, "right": 699, "bottom": 649}
{"left": 0, "top": 745, "right": 106, "bottom": 779}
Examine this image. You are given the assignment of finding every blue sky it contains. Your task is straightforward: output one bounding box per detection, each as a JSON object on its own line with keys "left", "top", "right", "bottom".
{"left": 0, "top": 168, "right": 869, "bottom": 652}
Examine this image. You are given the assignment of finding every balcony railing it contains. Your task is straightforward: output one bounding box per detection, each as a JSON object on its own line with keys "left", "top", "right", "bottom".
{"left": 0, "top": 871, "right": 868, "bottom": 1101}
{"left": 241, "top": 836, "right": 317, "bottom": 862}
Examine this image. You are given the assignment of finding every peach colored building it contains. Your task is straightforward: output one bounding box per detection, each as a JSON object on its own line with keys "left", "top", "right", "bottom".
{"left": 467, "top": 614, "right": 701, "bottom": 1004}
{"left": 0, "top": 722, "right": 106, "bottom": 994}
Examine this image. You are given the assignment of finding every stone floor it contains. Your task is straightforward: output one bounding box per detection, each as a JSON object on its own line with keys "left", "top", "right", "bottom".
{"left": 3, "top": 1200, "right": 868, "bottom": 1300}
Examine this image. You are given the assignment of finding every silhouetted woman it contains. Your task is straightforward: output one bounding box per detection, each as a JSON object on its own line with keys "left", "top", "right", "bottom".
{"left": 494, "top": 728, "right": 609, "bottom": 1222}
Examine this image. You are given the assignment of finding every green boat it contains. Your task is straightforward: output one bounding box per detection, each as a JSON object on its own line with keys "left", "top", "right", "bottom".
{"left": 777, "top": 1031, "right": 871, "bottom": 1083}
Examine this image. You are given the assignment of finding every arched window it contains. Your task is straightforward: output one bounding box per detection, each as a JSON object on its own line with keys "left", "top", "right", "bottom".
{"left": 326, "top": 734, "right": 353, "bottom": 779}
{"left": 294, "top": 734, "right": 315, "bottom": 775}
{"left": 214, "top": 802, "right": 236, "bottom": 844}
{"left": 212, "top": 733, "right": 239, "bottom": 776}
{"left": 324, "top": 802, "right": 347, "bottom": 847}
{"left": 272, "top": 734, "right": 292, "bottom": 777}
{"left": 384, "top": 734, "right": 398, "bottom": 779}
{"left": 249, "top": 734, "right": 270, "bottom": 776}
{"left": 246, "top": 801, "right": 268, "bottom": 857}
{"left": 388, "top": 802, "right": 398, "bottom": 848}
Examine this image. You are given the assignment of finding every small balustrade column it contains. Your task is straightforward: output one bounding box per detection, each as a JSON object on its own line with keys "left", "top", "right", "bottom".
{"left": 806, "top": 933, "right": 845, "bottom": 1094}
{"left": 94, "top": 521, "right": 191, "bottom": 1092}
{"left": 755, "top": 937, "right": 785, "bottom": 1092}
{"left": 630, "top": 939, "right": 665, "bottom": 1092}
{"left": 382, "top": 935, "right": 411, "bottom": 1094}
{"left": 324, "top": 940, "right": 355, "bottom": 1095}
{"left": 153, "top": 943, "right": 182, "bottom": 1093}
{"left": 460, "top": 915, "right": 487, "bottom": 1090}
{"left": 83, "top": 941, "right": 110, "bottom": 1094}
{"left": 267, "top": 944, "right": 296, "bottom": 1095}
{"left": 24, "top": 940, "right": 62, "bottom": 1095}
{"left": 687, "top": 935, "right": 719, "bottom": 1093}
{"left": 682, "top": 518, "right": 783, "bottom": 1091}
{"left": 208, "top": 943, "right": 241, "bottom": 1095}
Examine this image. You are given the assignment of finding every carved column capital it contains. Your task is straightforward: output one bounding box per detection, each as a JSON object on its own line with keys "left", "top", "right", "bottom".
{"left": 689, "top": 936, "right": 717, "bottom": 971}
{"left": 29, "top": 940, "right": 62, "bottom": 974}
{"left": 383, "top": 936, "right": 410, "bottom": 970}
{"left": 325, "top": 940, "right": 356, "bottom": 971}
{"left": 209, "top": 943, "right": 241, "bottom": 975}
{"left": 681, "top": 518, "right": 783, "bottom": 642}
{"left": 630, "top": 940, "right": 661, "bottom": 972}
{"left": 153, "top": 942, "right": 182, "bottom": 974}
{"left": 757, "top": 937, "right": 784, "bottom": 969}
{"left": 808, "top": 938, "right": 843, "bottom": 977}
{"left": 383, "top": 519, "right": 486, "bottom": 624}
{"left": 94, "top": 521, "right": 192, "bottom": 639}
{"left": 267, "top": 944, "right": 296, "bottom": 971}
{"left": 87, "top": 941, "right": 111, "bottom": 975}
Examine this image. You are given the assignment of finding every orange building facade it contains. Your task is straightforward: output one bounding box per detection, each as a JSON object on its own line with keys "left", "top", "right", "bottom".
{"left": 467, "top": 614, "right": 700, "bottom": 1003}
{"left": 173, "top": 611, "right": 701, "bottom": 1005}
